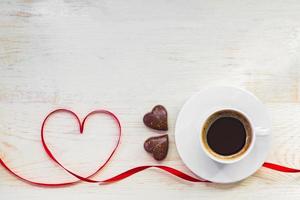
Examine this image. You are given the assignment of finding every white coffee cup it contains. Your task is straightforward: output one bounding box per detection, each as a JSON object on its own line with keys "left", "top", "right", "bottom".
{"left": 199, "top": 107, "right": 268, "bottom": 164}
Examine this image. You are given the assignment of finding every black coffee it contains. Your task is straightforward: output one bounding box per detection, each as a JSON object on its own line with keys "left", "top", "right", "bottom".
{"left": 207, "top": 117, "right": 246, "bottom": 156}
{"left": 202, "top": 110, "right": 252, "bottom": 159}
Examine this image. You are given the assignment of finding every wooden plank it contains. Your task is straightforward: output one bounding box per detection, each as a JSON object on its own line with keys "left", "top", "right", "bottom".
{"left": 1, "top": 0, "right": 300, "bottom": 199}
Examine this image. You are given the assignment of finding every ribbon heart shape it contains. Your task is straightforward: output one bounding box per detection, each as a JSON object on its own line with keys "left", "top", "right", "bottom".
{"left": 1, "top": 109, "right": 123, "bottom": 186}
{"left": 40, "top": 109, "right": 122, "bottom": 185}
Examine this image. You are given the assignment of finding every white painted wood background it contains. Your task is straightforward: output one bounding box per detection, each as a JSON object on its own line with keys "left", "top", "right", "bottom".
{"left": 1, "top": 0, "right": 300, "bottom": 199}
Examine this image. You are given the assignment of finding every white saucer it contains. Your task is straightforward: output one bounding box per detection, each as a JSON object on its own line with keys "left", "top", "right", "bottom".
{"left": 175, "top": 86, "right": 271, "bottom": 183}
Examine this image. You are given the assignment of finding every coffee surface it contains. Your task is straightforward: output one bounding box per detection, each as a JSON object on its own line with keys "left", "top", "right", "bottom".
{"left": 206, "top": 116, "right": 246, "bottom": 156}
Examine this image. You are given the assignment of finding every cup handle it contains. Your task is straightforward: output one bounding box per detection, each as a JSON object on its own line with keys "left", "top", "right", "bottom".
{"left": 254, "top": 127, "right": 270, "bottom": 136}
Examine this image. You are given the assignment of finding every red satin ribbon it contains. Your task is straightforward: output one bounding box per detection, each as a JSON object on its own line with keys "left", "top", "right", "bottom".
{"left": 263, "top": 162, "right": 300, "bottom": 173}
{"left": 0, "top": 109, "right": 299, "bottom": 186}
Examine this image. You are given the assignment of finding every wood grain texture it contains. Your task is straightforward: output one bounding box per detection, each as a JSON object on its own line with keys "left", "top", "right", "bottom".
{"left": 1, "top": 0, "right": 300, "bottom": 199}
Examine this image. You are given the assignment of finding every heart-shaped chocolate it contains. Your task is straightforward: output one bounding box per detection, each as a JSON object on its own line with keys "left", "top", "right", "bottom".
{"left": 143, "top": 105, "right": 168, "bottom": 131}
{"left": 144, "top": 135, "right": 168, "bottom": 161}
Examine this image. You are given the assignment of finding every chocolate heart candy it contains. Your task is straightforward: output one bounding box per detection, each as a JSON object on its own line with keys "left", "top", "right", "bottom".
{"left": 144, "top": 135, "right": 168, "bottom": 161}
{"left": 143, "top": 105, "right": 168, "bottom": 131}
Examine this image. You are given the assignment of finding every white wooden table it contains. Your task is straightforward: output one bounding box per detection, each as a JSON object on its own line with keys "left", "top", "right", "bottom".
{"left": 1, "top": 0, "right": 300, "bottom": 199}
